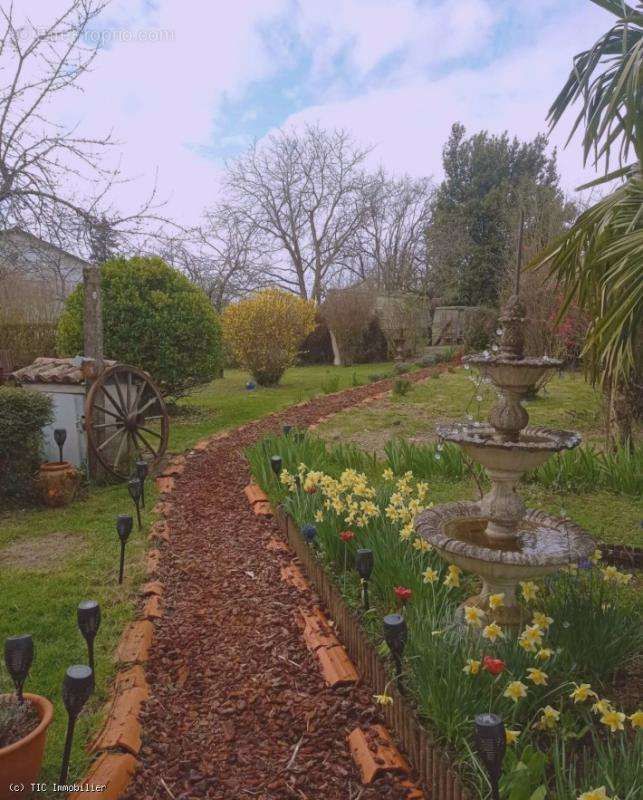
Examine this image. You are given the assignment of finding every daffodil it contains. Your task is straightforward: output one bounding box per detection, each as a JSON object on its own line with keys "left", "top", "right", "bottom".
{"left": 628, "top": 710, "right": 643, "bottom": 728}
{"left": 601, "top": 565, "right": 632, "bottom": 585}
{"left": 505, "top": 729, "right": 520, "bottom": 745}
{"left": 590, "top": 548, "right": 602, "bottom": 565}
{"left": 413, "top": 538, "right": 430, "bottom": 553}
{"left": 373, "top": 693, "right": 394, "bottom": 706}
{"left": 314, "top": 510, "right": 323, "bottom": 523}
{"left": 591, "top": 698, "right": 613, "bottom": 716}
{"left": 520, "top": 581, "right": 539, "bottom": 602}
{"left": 532, "top": 612, "right": 553, "bottom": 630}
{"left": 488, "top": 593, "right": 504, "bottom": 610}
{"left": 463, "top": 659, "right": 481, "bottom": 675}
{"left": 535, "top": 648, "right": 553, "bottom": 662}
{"left": 382, "top": 468, "right": 394, "bottom": 481}
{"left": 600, "top": 709, "right": 626, "bottom": 733}
{"left": 535, "top": 705, "right": 560, "bottom": 730}
{"left": 526, "top": 667, "right": 548, "bottom": 686}
{"left": 569, "top": 683, "right": 597, "bottom": 704}
{"left": 422, "top": 567, "right": 438, "bottom": 584}
{"left": 482, "top": 622, "right": 504, "bottom": 643}
{"left": 578, "top": 788, "right": 611, "bottom": 800}
{"left": 444, "top": 564, "right": 461, "bottom": 588}
{"left": 416, "top": 481, "right": 429, "bottom": 501}
{"left": 518, "top": 623, "right": 543, "bottom": 652}
{"left": 464, "top": 605, "right": 486, "bottom": 628}
{"left": 503, "top": 681, "right": 527, "bottom": 703}
{"left": 399, "top": 523, "right": 414, "bottom": 542}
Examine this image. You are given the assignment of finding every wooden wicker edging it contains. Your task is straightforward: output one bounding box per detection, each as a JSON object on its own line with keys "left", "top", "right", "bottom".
{"left": 275, "top": 507, "right": 472, "bottom": 800}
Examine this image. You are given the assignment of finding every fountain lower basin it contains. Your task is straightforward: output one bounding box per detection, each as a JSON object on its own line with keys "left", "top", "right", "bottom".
{"left": 416, "top": 501, "right": 595, "bottom": 626}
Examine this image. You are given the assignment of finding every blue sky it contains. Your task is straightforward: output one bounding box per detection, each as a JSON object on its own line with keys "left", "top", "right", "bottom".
{"left": 26, "top": 1, "right": 613, "bottom": 221}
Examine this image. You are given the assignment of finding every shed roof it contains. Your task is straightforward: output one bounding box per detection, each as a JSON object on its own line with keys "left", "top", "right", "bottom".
{"left": 11, "top": 357, "right": 116, "bottom": 386}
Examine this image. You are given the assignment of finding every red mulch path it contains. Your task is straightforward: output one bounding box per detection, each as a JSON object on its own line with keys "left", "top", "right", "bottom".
{"left": 125, "top": 369, "right": 439, "bottom": 800}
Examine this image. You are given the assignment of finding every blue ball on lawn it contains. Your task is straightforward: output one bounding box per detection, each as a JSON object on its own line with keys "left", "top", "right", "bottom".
{"left": 246, "top": 381, "right": 256, "bottom": 391}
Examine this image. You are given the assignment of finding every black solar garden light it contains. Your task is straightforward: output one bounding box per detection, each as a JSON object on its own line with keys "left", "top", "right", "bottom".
{"left": 474, "top": 712, "right": 506, "bottom": 800}
{"left": 53, "top": 428, "right": 67, "bottom": 463}
{"left": 77, "top": 601, "right": 101, "bottom": 674}
{"left": 383, "top": 613, "right": 407, "bottom": 688}
{"left": 116, "top": 514, "right": 133, "bottom": 584}
{"left": 127, "top": 476, "right": 143, "bottom": 530}
{"left": 59, "top": 665, "right": 94, "bottom": 784}
{"left": 135, "top": 460, "right": 149, "bottom": 509}
{"left": 355, "top": 549, "right": 374, "bottom": 611}
{"left": 4, "top": 634, "right": 34, "bottom": 703}
{"left": 282, "top": 424, "right": 292, "bottom": 436}
{"left": 270, "top": 455, "right": 283, "bottom": 476}
{"left": 301, "top": 524, "right": 317, "bottom": 544}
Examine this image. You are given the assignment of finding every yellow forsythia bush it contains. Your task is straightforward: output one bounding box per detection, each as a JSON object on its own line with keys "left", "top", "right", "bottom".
{"left": 222, "top": 288, "right": 316, "bottom": 385}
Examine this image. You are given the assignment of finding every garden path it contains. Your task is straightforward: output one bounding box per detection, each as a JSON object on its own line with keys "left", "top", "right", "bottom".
{"left": 124, "top": 368, "right": 437, "bottom": 800}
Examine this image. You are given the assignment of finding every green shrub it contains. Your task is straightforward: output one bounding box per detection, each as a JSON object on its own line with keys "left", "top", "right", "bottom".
{"left": 57, "top": 257, "right": 222, "bottom": 398}
{"left": 0, "top": 322, "right": 57, "bottom": 369}
{"left": 320, "top": 374, "right": 340, "bottom": 394}
{"left": 0, "top": 387, "right": 53, "bottom": 501}
{"left": 392, "top": 378, "right": 412, "bottom": 397}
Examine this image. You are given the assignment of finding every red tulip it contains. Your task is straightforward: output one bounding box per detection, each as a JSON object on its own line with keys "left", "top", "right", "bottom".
{"left": 340, "top": 530, "right": 355, "bottom": 542}
{"left": 482, "top": 655, "right": 506, "bottom": 676}
{"left": 304, "top": 485, "right": 317, "bottom": 494}
{"left": 394, "top": 586, "right": 412, "bottom": 603}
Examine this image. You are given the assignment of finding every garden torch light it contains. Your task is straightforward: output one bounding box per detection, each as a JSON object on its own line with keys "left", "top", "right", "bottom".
{"left": 474, "top": 712, "right": 506, "bottom": 800}
{"left": 4, "top": 634, "right": 34, "bottom": 704}
{"left": 116, "top": 514, "right": 133, "bottom": 584}
{"left": 127, "top": 477, "right": 143, "bottom": 530}
{"left": 270, "top": 455, "right": 283, "bottom": 476}
{"left": 383, "top": 613, "right": 407, "bottom": 690}
{"left": 135, "top": 460, "right": 149, "bottom": 509}
{"left": 282, "top": 424, "right": 292, "bottom": 436}
{"left": 53, "top": 428, "right": 67, "bottom": 463}
{"left": 355, "top": 549, "right": 374, "bottom": 611}
{"left": 59, "top": 665, "right": 94, "bottom": 785}
{"left": 77, "top": 601, "right": 101, "bottom": 675}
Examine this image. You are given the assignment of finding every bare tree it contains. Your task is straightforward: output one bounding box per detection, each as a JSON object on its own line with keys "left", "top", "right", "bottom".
{"left": 224, "top": 124, "right": 371, "bottom": 302}
{"left": 341, "top": 170, "right": 433, "bottom": 293}
{"left": 0, "top": 0, "right": 164, "bottom": 257}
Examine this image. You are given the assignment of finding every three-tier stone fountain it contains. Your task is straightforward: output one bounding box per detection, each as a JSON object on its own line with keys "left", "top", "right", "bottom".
{"left": 415, "top": 278, "right": 595, "bottom": 627}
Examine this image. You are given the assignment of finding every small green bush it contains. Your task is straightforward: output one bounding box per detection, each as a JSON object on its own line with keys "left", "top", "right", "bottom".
{"left": 0, "top": 387, "right": 53, "bottom": 501}
{"left": 392, "top": 378, "right": 412, "bottom": 397}
{"left": 57, "top": 257, "right": 222, "bottom": 399}
{"left": 321, "top": 374, "right": 340, "bottom": 395}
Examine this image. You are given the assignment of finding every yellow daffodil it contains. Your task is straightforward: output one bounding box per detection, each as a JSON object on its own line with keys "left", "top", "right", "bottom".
{"left": 444, "top": 564, "right": 461, "bottom": 588}
{"left": 520, "top": 581, "right": 539, "bottom": 602}
{"left": 488, "top": 593, "right": 505, "bottom": 610}
{"left": 518, "top": 623, "right": 543, "bottom": 652}
{"left": 399, "top": 524, "right": 414, "bottom": 541}
{"left": 505, "top": 729, "right": 520, "bottom": 745}
{"left": 464, "top": 605, "right": 486, "bottom": 628}
{"left": 532, "top": 612, "right": 553, "bottom": 630}
{"left": 590, "top": 548, "right": 602, "bottom": 565}
{"left": 569, "top": 683, "right": 597, "bottom": 704}
{"left": 463, "top": 659, "right": 481, "bottom": 675}
{"left": 416, "top": 481, "right": 429, "bottom": 501}
{"left": 412, "top": 538, "right": 430, "bottom": 553}
{"left": 526, "top": 667, "right": 548, "bottom": 686}
{"left": 628, "top": 710, "right": 643, "bottom": 728}
{"left": 591, "top": 698, "right": 613, "bottom": 716}
{"left": 535, "top": 705, "right": 560, "bottom": 730}
{"left": 373, "top": 693, "right": 394, "bottom": 706}
{"left": 535, "top": 648, "right": 553, "bottom": 662}
{"left": 382, "top": 468, "right": 394, "bottom": 481}
{"left": 578, "top": 788, "right": 611, "bottom": 800}
{"left": 504, "top": 681, "right": 528, "bottom": 703}
{"left": 482, "top": 622, "right": 504, "bottom": 643}
{"left": 600, "top": 709, "right": 626, "bottom": 733}
{"left": 314, "top": 510, "right": 323, "bottom": 523}
{"left": 422, "top": 567, "right": 439, "bottom": 584}
{"left": 601, "top": 566, "right": 632, "bottom": 585}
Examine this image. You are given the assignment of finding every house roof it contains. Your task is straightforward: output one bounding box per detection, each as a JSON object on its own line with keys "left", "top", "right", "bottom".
{"left": 11, "top": 357, "right": 116, "bottom": 386}
{"left": 0, "top": 227, "right": 91, "bottom": 267}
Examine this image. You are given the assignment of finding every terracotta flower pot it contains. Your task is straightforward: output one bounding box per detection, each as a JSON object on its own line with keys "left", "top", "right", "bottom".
{"left": 37, "top": 461, "right": 81, "bottom": 507}
{"left": 0, "top": 694, "right": 53, "bottom": 800}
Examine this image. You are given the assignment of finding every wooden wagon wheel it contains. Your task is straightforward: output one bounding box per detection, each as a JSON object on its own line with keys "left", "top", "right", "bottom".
{"left": 85, "top": 363, "right": 169, "bottom": 480}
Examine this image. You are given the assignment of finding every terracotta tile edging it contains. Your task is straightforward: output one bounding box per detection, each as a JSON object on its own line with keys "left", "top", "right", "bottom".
{"left": 66, "top": 452, "right": 180, "bottom": 799}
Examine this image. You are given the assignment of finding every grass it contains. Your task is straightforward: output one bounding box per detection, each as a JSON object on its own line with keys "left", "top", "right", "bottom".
{"left": 0, "top": 362, "right": 392, "bottom": 795}
{"left": 0, "top": 484, "right": 155, "bottom": 796}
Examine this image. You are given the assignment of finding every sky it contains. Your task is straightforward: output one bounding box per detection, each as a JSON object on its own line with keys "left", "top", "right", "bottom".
{"left": 19, "top": 0, "right": 613, "bottom": 224}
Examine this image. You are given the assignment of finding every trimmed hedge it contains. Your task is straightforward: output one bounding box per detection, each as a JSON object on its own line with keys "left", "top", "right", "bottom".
{"left": 57, "top": 257, "right": 222, "bottom": 398}
{"left": 0, "top": 322, "right": 57, "bottom": 369}
{"left": 0, "top": 387, "right": 53, "bottom": 501}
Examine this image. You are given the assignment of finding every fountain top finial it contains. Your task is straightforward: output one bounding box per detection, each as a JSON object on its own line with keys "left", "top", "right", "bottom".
{"left": 497, "top": 211, "right": 526, "bottom": 360}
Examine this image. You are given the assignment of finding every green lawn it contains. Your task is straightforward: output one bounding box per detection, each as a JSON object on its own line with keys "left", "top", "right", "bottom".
{"left": 0, "top": 362, "right": 392, "bottom": 795}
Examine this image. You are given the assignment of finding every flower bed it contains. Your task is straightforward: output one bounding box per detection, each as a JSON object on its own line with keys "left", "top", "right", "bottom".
{"left": 247, "top": 432, "right": 642, "bottom": 799}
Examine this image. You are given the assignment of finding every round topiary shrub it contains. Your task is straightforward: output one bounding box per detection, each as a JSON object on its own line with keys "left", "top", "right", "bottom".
{"left": 0, "top": 387, "right": 53, "bottom": 502}
{"left": 222, "top": 289, "right": 316, "bottom": 386}
{"left": 57, "top": 257, "right": 222, "bottom": 398}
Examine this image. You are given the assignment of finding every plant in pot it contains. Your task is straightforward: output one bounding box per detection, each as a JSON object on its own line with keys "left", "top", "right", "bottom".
{"left": 0, "top": 636, "right": 53, "bottom": 800}
{"left": 36, "top": 428, "right": 81, "bottom": 508}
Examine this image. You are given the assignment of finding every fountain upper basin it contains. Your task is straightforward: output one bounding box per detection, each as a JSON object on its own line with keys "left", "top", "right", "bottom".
{"left": 437, "top": 423, "right": 581, "bottom": 474}
{"left": 464, "top": 354, "right": 563, "bottom": 395}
